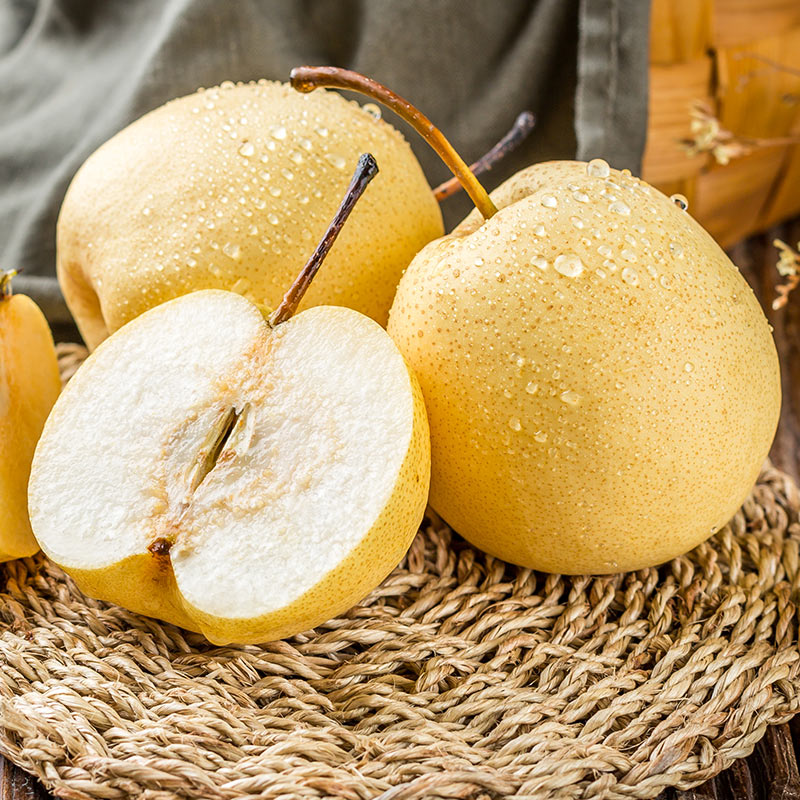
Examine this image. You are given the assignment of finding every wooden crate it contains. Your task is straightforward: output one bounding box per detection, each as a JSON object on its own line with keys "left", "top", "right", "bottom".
{"left": 643, "top": 0, "right": 800, "bottom": 247}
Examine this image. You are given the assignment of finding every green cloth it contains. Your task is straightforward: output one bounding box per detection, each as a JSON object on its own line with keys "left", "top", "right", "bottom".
{"left": 0, "top": 0, "right": 650, "bottom": 332}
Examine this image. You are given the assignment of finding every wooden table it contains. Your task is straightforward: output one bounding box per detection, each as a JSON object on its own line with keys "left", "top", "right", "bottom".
{"left": 3, "top": 218, "right": 800, "bottom": 800}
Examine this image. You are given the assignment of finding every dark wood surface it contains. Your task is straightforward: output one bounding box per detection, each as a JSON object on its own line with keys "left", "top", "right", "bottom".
{"left": 3, "top": 218, "right": 800, "bottom": 799}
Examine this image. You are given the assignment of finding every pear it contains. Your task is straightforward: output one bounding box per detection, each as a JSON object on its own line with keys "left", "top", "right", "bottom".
{"left": 0, "top": 272, "right": 61, "bottom": 562}
{"left": 57, "top": 80, "right": 443, "bottom": 349}
{"left": 292, "top": 69, "right": 781, "bottom": 575}
{"left": 30, "top": 155, "right": 431, "bottom": 644}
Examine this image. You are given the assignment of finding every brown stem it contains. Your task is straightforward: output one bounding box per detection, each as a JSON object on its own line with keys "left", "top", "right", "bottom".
{"left": 433, "top": 111, "right": 535, "bottom": 202}
{"left": 0, "top": 270, "right": 17, "bottom": 301}
{"left": 269, "top": 153, "right": 379, "bottom": 327}
{"left": 290, "top": 66, "right": 498, "bottom": 220}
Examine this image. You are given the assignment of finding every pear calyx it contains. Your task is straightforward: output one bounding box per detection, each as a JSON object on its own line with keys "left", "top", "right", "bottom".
{"left": 290, "top": 66, "right": 498, "bottom": 220}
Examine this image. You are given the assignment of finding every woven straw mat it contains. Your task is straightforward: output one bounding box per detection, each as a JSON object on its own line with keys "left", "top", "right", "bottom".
{"left": 1, "top": 343, "right": 799, "bottom": 800}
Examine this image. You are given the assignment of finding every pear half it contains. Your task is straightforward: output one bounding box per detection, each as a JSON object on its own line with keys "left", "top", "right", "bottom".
{"left": 29, "top": 290, "right": 430, "bottom": 644}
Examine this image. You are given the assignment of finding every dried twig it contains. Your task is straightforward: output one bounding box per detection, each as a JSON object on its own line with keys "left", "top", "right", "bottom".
{"left": 773, "top": 239, "right": 800, "bottom": 310}
{"left": 681, "top": 101, "right": 800, "bottom": 165}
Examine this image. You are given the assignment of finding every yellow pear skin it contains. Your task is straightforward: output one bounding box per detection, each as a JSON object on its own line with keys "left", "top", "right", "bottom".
{"left": 0, "top": 275, "right": 61, "bottom": 561}
{"left": 388, "top": 161, "right": 781, "bottom": 575}
{"left": 57, "top": 80, "right": 443, "bottom": 349}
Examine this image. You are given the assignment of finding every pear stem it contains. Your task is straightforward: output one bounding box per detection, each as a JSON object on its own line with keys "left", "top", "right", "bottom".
{"left": 290, "top": 66, "right": 498, "bottom": 220}
{"left": 269, "top": 153, "right": 379, "bottom": 327}
{"left": 433, "top": 111, "right": 535, "bottom": 202}
{"left": 0, "top": 270, "right": 17, "bottom": 301}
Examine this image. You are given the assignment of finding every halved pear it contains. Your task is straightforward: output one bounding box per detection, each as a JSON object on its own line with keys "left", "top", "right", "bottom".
{"left": 29, "top": 290, "right": 429, "bottom": 643}
{"left": 31, "top": 154, "right": 429, "bottom": 644}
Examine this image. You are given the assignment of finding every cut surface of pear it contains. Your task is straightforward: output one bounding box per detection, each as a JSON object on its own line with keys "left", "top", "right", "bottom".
{"left": 388, "top": 161, "right": 780, "bottom": 574}
{"left": 57, "top": 80, "right": 443, "bottom": 349}
{"left": 0, "top": 279, "right": 61, "bottom": 561}
{"left": 29, "top": 290, "right": 430, "bottom": 643}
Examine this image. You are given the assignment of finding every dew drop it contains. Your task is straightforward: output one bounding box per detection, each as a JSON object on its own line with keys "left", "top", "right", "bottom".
{"left": 684, "top": 362, "right": 694, "bottom": 373}
{"left": 508, "top": 417, "right": 522, "bottom": 432}
{"left": 597, "top": 244, "right": 612, "bottom": 257}
{"left": 270, "top": 126, "right": 287, "bottom": 140}
{"left": 238, "top": 142, "right": 255, "bottom": 157}
{"left": 670, "top": 193, "right": 689, "bottom": 211}
{"left": 222, "top": 242, "right": 241, "bottom": 260}
{"left": 541, "top": 194, "right": 558, "bottom": 209}
{"left": 298, "top": 137, "right": 312, "bottom": 151}
{"left": 281, "top": 167, "right": 294, "bottom": 181}
{"left": 362, "top": 102, "right": 382, "bottom": 120}
{"left": 574, "top": 191, "right": 590, "bottom": 203}
{"left": 248, "top": 224, "right": 259, "bottom": 236}
{"left": 315, "top": 126, "right": 329, "bottom": 137}
{"left": 669, "top": 241, "right": 684, "bottom": 258}
{"left": 554, "top": 254, "right": 584, "bottom": 278}
{"left": 531, "top": 256, "right": 548, "bottom": 270}
{"left": 570, "top": 215, "right": 585, "bottom": 229}
{"left": 534, "top": 224, "right": 546, "bottom": 237}
{"left": 267, "top": 213, "right": 279, "bottom": 225}
{"left": 325, "top": 153, "right": 347, "bottom": 169}
{"left": 587, "top": 158, "right": 610, "bottom": 178}
{"left": 298, "top": 194, "right": 310, "bottom": 205}
{"left": 621, "top": 248, "right": 637, "bottom": 262}
{"left": 560, "top": 390, "right": 581, "bottom": 406}
{"left": 269, "top": 186, "right": 282, "bottom": 197}
{"left": 526, "top": 382, "right": 539, "bottom": 395}
{"left": 609, "top": 200, "right": 631, "bottom": 216}
{"left": 142, "top": 207, "right": 151, "bottom": 216}
{"left": 290, "top": 151, "right": 304, "bottom": 165}
{"left": 621, "top": 267, "right": 639, "bottom": 286}
{"left": 534, "top": 430, "right": 548, "bottom": 443}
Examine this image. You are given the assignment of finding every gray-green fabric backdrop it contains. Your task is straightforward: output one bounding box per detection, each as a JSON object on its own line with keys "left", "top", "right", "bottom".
{"left": 0, "top": 0, "right": 650, "bottom": 335}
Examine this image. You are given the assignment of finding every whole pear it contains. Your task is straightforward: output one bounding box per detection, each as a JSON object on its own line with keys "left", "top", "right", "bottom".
{"left": 57, "top": 80, "right": 443, "bottom": 349}
{"left": 0, "top": 272, "right": 61, "bottom": 561}
{"left": 388, "top": 160, "right": 780, "bottom": 573}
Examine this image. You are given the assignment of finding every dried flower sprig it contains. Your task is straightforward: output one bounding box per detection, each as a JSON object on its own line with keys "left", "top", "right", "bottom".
{"left": 682, "top": 102, "right": 800, "bottom": 166}
{"left": 773, "top": 239, "right": 800, "bottom": 310}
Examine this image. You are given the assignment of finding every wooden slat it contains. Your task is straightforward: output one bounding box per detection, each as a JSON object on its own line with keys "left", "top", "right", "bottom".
{"left": 0, "top": 759, "right": 48, "bottom": 800}
{"left": 650, "top": 0, "right": 713, "bottom": 64}
{"left": 759, "top": 145, "right": 800, "bottom": 230}
{"left": 642, "top": 58, "right": 713, "bottom": 185}
{"left": 713, "top": 0, "right": 800, "bottom": 49}
{"left": 752, "top": 725, "right": 800, "bottom": 800}
{"left": 716, "top": 28, "right": 800, "bottom": 139}
{"left": 690, "top": 147, "right": 787, "bottom": 247}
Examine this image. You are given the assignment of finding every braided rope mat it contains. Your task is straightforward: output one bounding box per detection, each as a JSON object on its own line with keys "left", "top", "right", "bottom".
{"left": 1, "top": 346, "right": 799, "bottom": 800}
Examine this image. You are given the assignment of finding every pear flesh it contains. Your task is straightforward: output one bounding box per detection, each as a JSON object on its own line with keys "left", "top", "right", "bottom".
{"left": 29, "top": 290, "right": 430, "bottom": 643}
{"left": 388, "top": 160, "right": 781, "bottom": 575}
{"left": 56, "top": 81, "right": 443, "bottom": 349}
{"left": 0, "top": 288, "right": 61, "bottom": 561}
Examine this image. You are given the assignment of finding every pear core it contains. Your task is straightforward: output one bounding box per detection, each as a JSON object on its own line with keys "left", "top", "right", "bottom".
{"left": 29, "top": 291, "right": 430, "bottom": 643}
{"left": 56, "top": 80, "right": 443, "bottom": 349}
{"left": 388, "top": 160, "right": 781, "bottom": 575}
